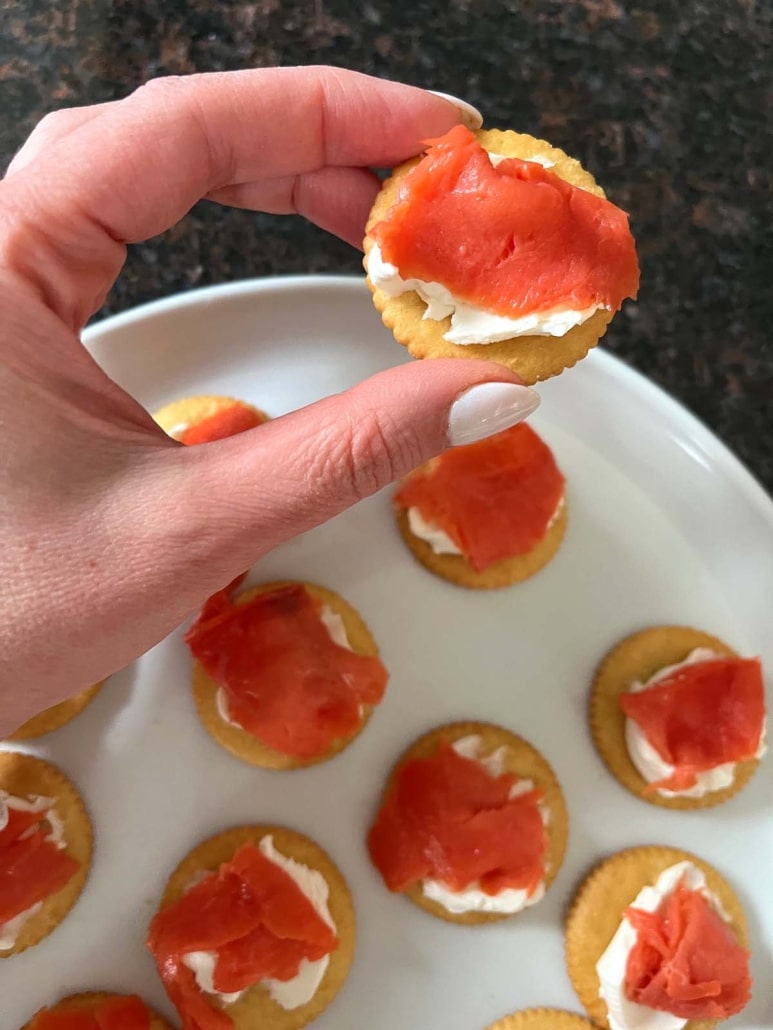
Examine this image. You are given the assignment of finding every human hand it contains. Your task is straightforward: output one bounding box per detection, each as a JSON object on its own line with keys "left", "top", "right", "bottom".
{"left": 0, "top": 67, "right": 539, "bottom": 731}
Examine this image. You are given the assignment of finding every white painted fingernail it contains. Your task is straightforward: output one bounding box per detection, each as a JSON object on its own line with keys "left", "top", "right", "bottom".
{"left": 448, "top": 382, "right": 540, "bottom": 446}
{"left": 427, "top": 90, "right": 483, "bottom": 130}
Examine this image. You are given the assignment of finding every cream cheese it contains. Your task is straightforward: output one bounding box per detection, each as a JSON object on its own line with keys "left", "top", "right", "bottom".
{"left": 0, "top": 793, "right": 65, "bottom": 951}
{"left": 624, "top": 649, "right": 767, "bottom": 799}
{"left": 421, "top": 735, "right": 548, "bottom": 915}
{"left": 183, "top": 834, "right": 336, "bottom": 1011}
{"left": 596, "top": 861, "right": 729, "bottom": 1030}
{"left": 407, "top": 494, "right": 565, "bottom": 560}
{"left": 216, "top": 603, "right": 353, "bottom": 729}
{"left": 368, "top": 149, "right": 602, "bottom": 344}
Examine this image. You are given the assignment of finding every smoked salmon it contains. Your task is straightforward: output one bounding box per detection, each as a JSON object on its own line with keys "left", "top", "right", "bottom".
{"left": 185, "top": 583, "right": 388, "bottom": 759}
{"left": 372, "top": 124, "right": 639, "bottom": 319}
{"left": 180, "top": 402, "right": 265, "bottom": 445}
{"left": 0, "top": 796, "right": 79, "bottom": 926}
{"left": 624, "top": 878, "right": 751, "bottom": 1019}
{"left": 620, "top": 657, "right": 765, "bottom": 792}
{"left": 28, "top": 995, "right": 152, "bottom": 1029}
{"left": 395, "top": 423, "right": 565, "bottom": 572}
{"left": 368, "top": 740, "right": 547, "bottom": 895}
{"left": 147, "top": 842, "right": 339, "bottom": 1030}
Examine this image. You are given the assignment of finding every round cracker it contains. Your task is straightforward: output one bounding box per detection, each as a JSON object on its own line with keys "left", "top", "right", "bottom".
{"left": 0, "top": 752, "right": 92, "bottom": 957}
{"left": 486, "top": 1009, "right": 595, "bottom": 1030}
{"left": 22, "top": 991, "right": 172, "bottom": 1030}
{"left": 564, "top": 845, "right": 749, "bottom": 1030}
{"left": 395, "top": 495, "right": 567, "bottom": 590}
{"left": 9, "top": 681, "right": 105, "bottom": 741}
{"left": 371, "top": 721, "right": 568, "bottom": 925}
{"left": 364, "top": 128, "right": 618, "bottom": 384}
{"left": 156, "top": 825, "right": 355, "bottom": 1030}
{"left": 192, "top": 581, "right": 385, "bottom": 770}
{"left": 153, "top": 395, "right": 269, "bottom": 440}
{"left": 589, "top": 626, "right": 761, "bottom": 810}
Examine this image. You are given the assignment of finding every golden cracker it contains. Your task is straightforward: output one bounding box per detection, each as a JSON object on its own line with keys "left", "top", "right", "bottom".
{"left": 373, "top": 721, "right": 568, "bottom": 925}
{"left": 153, "top": 395, "right": 269, "bottom": 440}
{"left": 0, "top": 752, "right": 92, "bottom": 958}
{"left": 21, "top": 991, "right": 172, "bottom": 1030}
{"left": 9, "top": 681, "right": 105, "bottom": 741}
{"left": 192, "top": 581, "right": 384, "bottom": 770}
{"left": 395, "top": 494, "right": 567, "bottom": 590}
{"left": 486, "top": 1009, "right": 595, "bottom": 1030}
{"left": 564, "top": 845, "right": 748, "bottom": 1030}
{"left": 157, "top": 825, "right": 355, "bottom": 1030}
{"left": 589, "top": 625, "right": 760, "bottom": 810}
{"left": 364, "top": 128, "right": 615, "bottom": 384}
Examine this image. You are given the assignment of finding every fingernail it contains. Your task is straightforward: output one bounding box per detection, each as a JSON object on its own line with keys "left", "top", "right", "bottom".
{"left": 448, "top": 382, "right": 540, "bottom": 446}
{"left": 427, "top": 90, "right": 483, "bottom": 130}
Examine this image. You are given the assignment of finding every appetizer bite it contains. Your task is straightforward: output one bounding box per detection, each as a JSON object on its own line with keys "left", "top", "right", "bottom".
{"left": 24, "top": 992, "right": 171, "bottom": 1029}
{"left": 394, "top": 423, "right": 566, "bottom": 589}
{"left": 590, "top": 626, "right": 766, "bottom": 808}
{"left": 565, "top": 846, "right": 751, "bottom": 1030}
{"left": 154, "top": 394, "right": 268, "bottom": 444}
{"left": 365, "top": 125, "right": 639, "bottom": 382}
{"left": 485, "top": 1010, "right": 595, "bottom": 1030}
{"left": 186, "top": 577, "right": 389, "bottom": 769}
{"left": 147, "top": 825, "right": 354, "bottom": 1030}
{"left": 0, "top": 752, "right": 91, "bottom": 957}
{"left": 367, "top": 721, "right": 567, "bottom": 924}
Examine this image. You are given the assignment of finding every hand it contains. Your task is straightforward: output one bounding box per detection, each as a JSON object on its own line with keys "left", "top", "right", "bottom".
{"left": 0, "top": 67, "right": 539, "bottom": 731}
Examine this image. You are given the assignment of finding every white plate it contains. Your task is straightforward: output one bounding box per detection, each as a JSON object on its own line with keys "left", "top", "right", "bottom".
{"left": 5, "top": 276, "right": 772, "bottom": 1029}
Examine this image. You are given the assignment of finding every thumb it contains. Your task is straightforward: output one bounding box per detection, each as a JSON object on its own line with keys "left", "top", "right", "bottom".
{"left": 178, "top": 359, "right": 540, "bottom": 571}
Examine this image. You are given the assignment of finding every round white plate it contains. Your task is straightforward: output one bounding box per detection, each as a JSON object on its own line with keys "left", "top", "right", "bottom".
{"left": 6, "top": 276, "right": 772, "bottom": 1028}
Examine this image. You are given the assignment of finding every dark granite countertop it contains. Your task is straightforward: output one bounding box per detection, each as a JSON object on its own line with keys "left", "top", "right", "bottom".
{"left": 2, "top": 0, "right": 772, "bottom": 491}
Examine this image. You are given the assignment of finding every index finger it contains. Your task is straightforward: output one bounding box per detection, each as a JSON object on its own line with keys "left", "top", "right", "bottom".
{"left": 0, "top": 67, "right": 472, "bottom": 329}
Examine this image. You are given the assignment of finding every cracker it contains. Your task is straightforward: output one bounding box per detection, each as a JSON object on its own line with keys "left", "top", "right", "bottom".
{"left": 395, "top": 495, "right": 567, "bottom": 590}
{"left": 589, "top": 625, "right": 760, "bottom": 809}
{"left": 486, "top": 1009, "right": 595, "bottom": 1030}
{"left": 192, "top": 581, "right": 384, "bottom": 769}
{"left": 9, "top": 681, "right": 105, "bottom": 741}
{"left": 364, "top": 128, "right": 616, "bottom": 384}
{"left": 157, "top": 825, "right": 355, "bottom": 1030}
{"left": 0, "top": 752, "right": 92, "bottom": 957}
{"left": 373, "top": 721, "right": 568, "bottom": 925}
{"left": 153, "top": 395, "right": 269, "bottom": 440}
{"left": 564, "top": 845, "right": 749, "bottom": 1030}
{"left": 22, "top": 991, "right": 172, "bottom": 1030}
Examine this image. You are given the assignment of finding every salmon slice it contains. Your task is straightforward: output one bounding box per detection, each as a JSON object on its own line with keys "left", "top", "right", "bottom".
{"left": 620, "top": 657, "right": 765, "bottom": 791}
{"left": 395, "top": 423, "right": 565, "bottom": 571}
{"left": 0, "top": 814, "right": 79, "bottom": 924}
{"left": 180, "top": 403, "right": 266, "bottom": 445}
{"left": 28, "top": 996, "right": 151, "bottom": 1030}
{"left": 0, "top": 803, "right": 45, "bottom": 849}
{"left": 372, "top": 124, "right": 639, "bottom": 318}
{"left": 625, "top": 879, "right": 751, "bottom": 1018}
{"left": 147, "top": 842, "right": 339, "bottom": 1030}
{"left": 186, "top": 584, "right": 388, "bottom": 759}
{"left": 368, "top": 740, "right": 547, "bottom": 895}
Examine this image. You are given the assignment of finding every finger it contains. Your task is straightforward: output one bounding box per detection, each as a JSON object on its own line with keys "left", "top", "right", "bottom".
{"left": 5, "top": 103, "right": 115, "bottom": 177}
{"left": 0, "top": 68, "right": 473, "bottom": 329}
{"left": 171, "top": 360, "right": 540, "bottom": 576}
{"left": 208, "top": 165, "right": 381, "bottom": 248}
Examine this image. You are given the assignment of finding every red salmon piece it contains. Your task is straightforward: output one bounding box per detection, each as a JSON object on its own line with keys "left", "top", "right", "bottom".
{"left": 93, "top": 996, "right": 152, "bottom": 1030}
{"left": 620, "top": 657, "right": 765, "bottom": 791}
{"left": 372, "top": 124, "right": 639, "bottom": 319}
{"left": 185, "top": 584, "right": 388, "bottom": 759}
{"left": 368, "top": 740, "right": 547, "bottom": 895}
{"left": 0, "top": 805, "right": 79, "bottom": 924}
{"left": 27, "top": 1014, "right": 93, "bottom": 1030}
{"left": 624, "top": 879, "right": 751, "bottom": 1019}
{"left": 395, "top": 423, "right": 565, "bottom": 572}
{"left": 147, "top": 842, "right": 339, "bottom": 1030}
{"left": 180, "top": 403, "right": 265, "bottom": 445}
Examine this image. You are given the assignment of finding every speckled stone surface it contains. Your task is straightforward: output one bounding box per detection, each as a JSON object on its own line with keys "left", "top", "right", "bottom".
{"left": 2, "top": 0, "right": 772, "bottom": 489}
